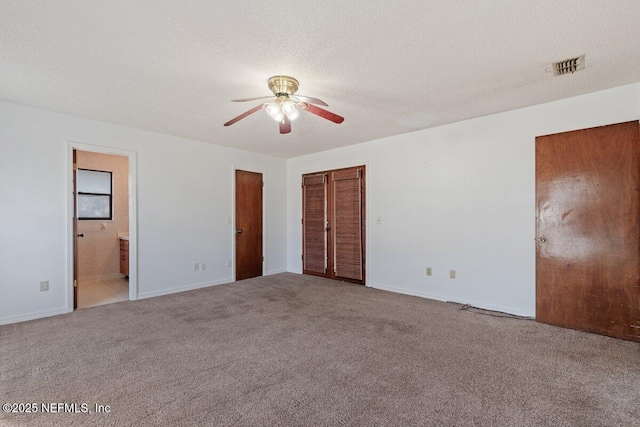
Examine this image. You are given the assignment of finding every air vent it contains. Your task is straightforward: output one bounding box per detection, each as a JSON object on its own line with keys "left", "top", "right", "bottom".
{"left": 552, "top": 55, "right": 585, "bottom": 76}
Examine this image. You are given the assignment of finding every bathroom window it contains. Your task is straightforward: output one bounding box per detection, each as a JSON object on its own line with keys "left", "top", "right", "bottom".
{"left": 77, "top": 169, "right": 113, "bottom": 220}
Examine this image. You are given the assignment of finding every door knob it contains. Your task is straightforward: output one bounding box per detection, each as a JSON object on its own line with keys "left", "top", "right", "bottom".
{"left": 77, "top": 233, "right": 84, "bottom": 238}
{"left": 539, "top": 236, "right": 547, "bottom": 243}
{"left": 236, "top": 229, "right": 243, "bottom": 234}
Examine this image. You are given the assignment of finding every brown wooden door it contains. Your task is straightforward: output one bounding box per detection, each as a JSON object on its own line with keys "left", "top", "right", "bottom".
{"left": 536, "top": 121, "right": 640, "bottom": 341}
{"left": 235, "top": 170, "right": 263, "bottom": 281}
{"left": 302, "top": 173, "right": 329, "bottom": 276}
{"left": 302, "top": 166, "right": 366, "bottom": 284}
{"left": 332, "top": 168, "right": 364, "bottom": 281}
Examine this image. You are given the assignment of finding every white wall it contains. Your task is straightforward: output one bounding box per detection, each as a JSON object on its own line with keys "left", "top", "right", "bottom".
{"left": 2, "top": 84, "right": 638, "bottom": 325}
{"left": 0, "top": 101, "right": 287, "bottom": 324}
{"left": 286, "top": 83, "right": 640, "bottom": 317}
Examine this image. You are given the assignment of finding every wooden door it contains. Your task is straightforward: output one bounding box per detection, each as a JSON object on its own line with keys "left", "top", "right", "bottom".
{"left": 302, "top": 173, "right": 329, "bottom": 277}
{"left": 302, "top": 166, "right": 366, "bottom": 284}
{"left": 235, "top": 170, "right": 263, "bottom": 281}
{"left": 332, "top": 168, "right": 364, "bottom": 281}
{"left": 536, "top": 121, "right": 640, "bottom": 341}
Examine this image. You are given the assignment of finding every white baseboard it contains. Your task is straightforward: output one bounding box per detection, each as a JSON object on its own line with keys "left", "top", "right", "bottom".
{"left": 0, "top": 306, "right": 69, "bottom": 326}
{"left": 367, "top": 282, "right": 535, "bottom": 318}
{"left": 137, "top": 277, "right": 232, "bottom": 300}
{"left": 78, "top": 273, "right": 125, "bottom": 282}
{"left": 265, "top": 269, "right": 287, "bottom": 275}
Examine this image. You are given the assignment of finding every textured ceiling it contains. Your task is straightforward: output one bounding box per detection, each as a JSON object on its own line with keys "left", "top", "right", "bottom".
{"left": 1, "top": 1, "right": 639, "bottom": 158}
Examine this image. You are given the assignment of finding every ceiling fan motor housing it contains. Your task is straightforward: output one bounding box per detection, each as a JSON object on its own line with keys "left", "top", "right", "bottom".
{"left": 268, "top": 76, "right": 299, "bottom": 97}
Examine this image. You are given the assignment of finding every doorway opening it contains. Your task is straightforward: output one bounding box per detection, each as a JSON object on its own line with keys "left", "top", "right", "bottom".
{"left": 68, "top": 143, "right": 137, "bottom": 311}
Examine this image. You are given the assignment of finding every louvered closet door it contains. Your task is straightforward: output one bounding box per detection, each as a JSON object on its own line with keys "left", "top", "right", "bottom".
{"left": 303, "top": 174, "right": 328, "bottom": 276}
{"left": 332, "top": 168, "right": 363, "bottom": 281}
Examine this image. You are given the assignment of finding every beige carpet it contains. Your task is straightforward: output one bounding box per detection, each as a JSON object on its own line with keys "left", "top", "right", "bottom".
{"left": 1, "top": 273, "right": 639, "bottom": 426}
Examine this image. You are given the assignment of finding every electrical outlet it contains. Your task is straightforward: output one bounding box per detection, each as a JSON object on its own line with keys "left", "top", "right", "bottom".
{"left": 201, "top": 263, "right": 206, "bottom": 271}
{"left": 227, "top": 261, "right": 232, "bottom": 268}
{"left": 40, "top": 281, "right": 49, "bottom": 292}
{"left": 426, "top": 267, "right": 432, "bottom": 276}
{"left": 193, "top": 263, "right": 200, "bottom": 271}
{"left": 449, "top": 270, "right": 456, "bottom": 279}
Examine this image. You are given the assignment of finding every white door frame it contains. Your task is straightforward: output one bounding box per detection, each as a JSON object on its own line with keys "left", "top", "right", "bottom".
{"left": 231, "top": 166, "right": 267, "bottom": 281}
{"left": 66, "top": 141, "right": 138, "bottom": 312}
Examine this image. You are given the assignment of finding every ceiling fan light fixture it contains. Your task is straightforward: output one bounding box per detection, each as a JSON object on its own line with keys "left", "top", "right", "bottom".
{"left": 285, "top": 108, "right": 299, "bottom": 120}
{"left": 271, "top": 110, "right": 285, "bottom": 122}
{"left": 266, "top": 101, "right": 281, "bottom": 118}
{"left": 282, "top": 100, "right": 299, "bottom": 120}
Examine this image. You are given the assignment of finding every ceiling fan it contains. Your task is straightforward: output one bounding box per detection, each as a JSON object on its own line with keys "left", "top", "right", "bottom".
{"left": 223, "top": 76, "right": 344, "bottom": 134}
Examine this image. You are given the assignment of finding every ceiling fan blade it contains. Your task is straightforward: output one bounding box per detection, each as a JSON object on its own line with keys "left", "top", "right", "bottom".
{"left": 299, "top": 103, "right": 344, "bottom": 124}
{"left": 280, "top": 116, "right": 291, "bottom": 134}
{"left": 231, "top": 95, "right": 274, "bottom": 102}
{"left": 293, "top": 95, "right": 329, "bottom": 107}
{"left": 223, "top": 104, "right": 265, "bottom": 126}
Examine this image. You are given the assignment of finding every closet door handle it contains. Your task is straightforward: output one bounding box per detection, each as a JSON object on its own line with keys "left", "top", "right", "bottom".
{"left": 236, "top": 229, "right": 243, "bottom": 234}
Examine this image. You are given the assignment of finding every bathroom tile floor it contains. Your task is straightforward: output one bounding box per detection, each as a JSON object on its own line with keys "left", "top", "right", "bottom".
{"left": 77, "top": 277, "right": 129, "bottom": 309}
